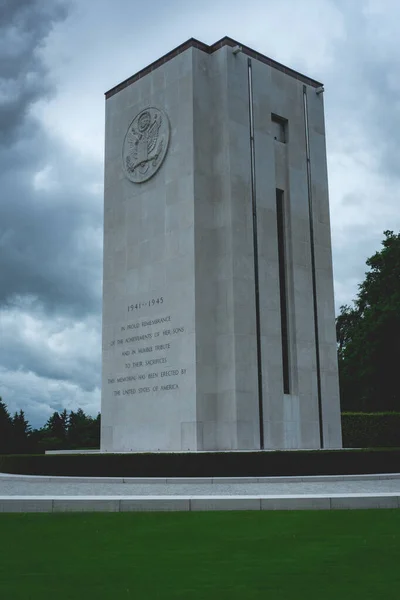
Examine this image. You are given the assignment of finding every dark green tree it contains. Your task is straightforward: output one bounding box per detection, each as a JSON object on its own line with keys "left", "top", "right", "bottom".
{"left": 68, "top": 408, "right": 97, "bottom": 449}
{"left": 337, "top": 231, "right": 400, "bottom": 412}
{"left": 0, "top": 397, "right": 13, "bottom": 454}
{"left": 93, "top": 412, "right": 101, "bottom": 447}
{"left": 11, "top": 410, "right": 32, "bottom": 454}
{"left": 37, "top": 410, "right": 70, "bottom": 451}
{"left": 0, "top": 398, "right": 101, "bottom": 454}
{"left": 50, "top": 410, "right": 69, "bottom": 440}
{"left": 33, "top": 408, "right": 100, "bottom": 451}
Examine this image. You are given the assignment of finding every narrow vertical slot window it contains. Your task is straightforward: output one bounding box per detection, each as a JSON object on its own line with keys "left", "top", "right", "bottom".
{"left": 276, "top": 189, "right": 290, "bottom": 394}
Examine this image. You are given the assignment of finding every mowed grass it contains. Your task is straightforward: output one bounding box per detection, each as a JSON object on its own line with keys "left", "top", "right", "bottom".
{"left": 0, "top": 510, "right": 399, "bottom": 599}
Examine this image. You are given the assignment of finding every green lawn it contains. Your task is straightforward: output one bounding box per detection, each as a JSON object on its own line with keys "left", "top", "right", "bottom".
{"left": 0, "top": 510, "right": 399, "bottom": 599}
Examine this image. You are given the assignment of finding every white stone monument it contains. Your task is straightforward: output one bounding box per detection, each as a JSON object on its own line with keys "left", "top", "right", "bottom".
{"left": 100, "top": 37, "right": 342, "bottom": 452}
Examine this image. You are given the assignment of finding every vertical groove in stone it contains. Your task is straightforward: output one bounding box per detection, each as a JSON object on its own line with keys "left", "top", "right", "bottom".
{"left": 303, "top": 85, "right": 324, "bottom": 448}
{"left": 248, "top": 58, "right": 264, "bottom": 450}
{"left": 276, "top": 189, "right": 290, "bottom": 394}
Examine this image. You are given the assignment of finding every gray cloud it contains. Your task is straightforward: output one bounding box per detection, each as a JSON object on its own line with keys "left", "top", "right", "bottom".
{"left": 302, "top": 1, "right": 400, "bottom": 309}
{"left": 0, "top": 0, "right": 102, "bottom": 316}
{"left": 0, "top": 0, "right": 68, "bottom": 144}
{"left": 326, "top": 1, "right": 400, "bottom": 183}
{"left": 0, "top": 0, "right": 102, "bottom": 426}
{"left": 0, "top": 142, "right": 102, "bottom": 316}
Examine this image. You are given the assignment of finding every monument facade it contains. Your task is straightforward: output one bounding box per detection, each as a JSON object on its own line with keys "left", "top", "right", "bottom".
{"left": 101, "top": 37, "right": 342, "bottom": 452}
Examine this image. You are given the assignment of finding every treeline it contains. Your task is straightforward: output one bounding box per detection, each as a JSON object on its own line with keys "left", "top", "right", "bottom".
{"left": 337, "top": 230, "right": 400, "bottom": 412}
{"left": 0, "top": 398, "right": 100, "bottom": 454}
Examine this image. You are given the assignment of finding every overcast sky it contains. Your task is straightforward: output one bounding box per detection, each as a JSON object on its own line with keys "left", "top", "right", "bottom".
{"left": 1, "top": 0, "right": 399, "bottom": 427}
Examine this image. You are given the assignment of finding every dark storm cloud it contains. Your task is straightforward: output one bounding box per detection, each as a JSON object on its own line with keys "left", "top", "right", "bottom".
{"left": 0, "top": 0, "right": 102, "bottom": 425}
{"left": 0, "top": 0, "right": 68, "bottom": 144}
{"left": 0, "top": 0, "right": 102, "bottom": 317}
{"left": 0, "top": 142, "right": 102, "bottom": 316}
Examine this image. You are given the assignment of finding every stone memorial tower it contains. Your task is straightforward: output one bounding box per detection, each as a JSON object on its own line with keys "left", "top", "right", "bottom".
{"left": 101, "top": 37, "right": 342, "bottom": 452}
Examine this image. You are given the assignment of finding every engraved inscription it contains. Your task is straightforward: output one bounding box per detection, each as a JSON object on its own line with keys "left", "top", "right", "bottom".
{"left": 105, "top": 300, "right": 188, "bottom": 398}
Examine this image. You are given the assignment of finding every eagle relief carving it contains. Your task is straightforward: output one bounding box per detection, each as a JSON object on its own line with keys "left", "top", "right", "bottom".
{"left": 122, "top": 107, "right": 170, "bottom": 183}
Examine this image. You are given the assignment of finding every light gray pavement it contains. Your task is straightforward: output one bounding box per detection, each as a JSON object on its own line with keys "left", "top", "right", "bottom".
{"left": 1, "top": 473, "right": 400, "bottom": 512}
{"left": 1, "top": 473, "right": 400, "bottom": 496}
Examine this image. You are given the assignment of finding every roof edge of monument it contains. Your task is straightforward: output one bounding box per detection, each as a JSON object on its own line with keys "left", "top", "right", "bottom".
{"left": 105, "top": 36, "right": 323, "bottom": 99}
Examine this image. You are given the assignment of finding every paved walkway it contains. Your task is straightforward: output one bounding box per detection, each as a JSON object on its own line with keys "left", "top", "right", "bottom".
{"left": 1, "top": 473, "right": 400, "bottom": 497}
{"left": 1, "top": 473, "right": 399, "bottom": 512}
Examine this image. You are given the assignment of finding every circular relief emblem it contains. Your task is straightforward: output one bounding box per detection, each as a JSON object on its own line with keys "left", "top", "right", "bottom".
{"left": 122, "top": 107, "right": 170, "bottom": 183}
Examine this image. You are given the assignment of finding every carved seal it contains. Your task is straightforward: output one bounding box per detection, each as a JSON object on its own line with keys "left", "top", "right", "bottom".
{"left": 122, "top": 107, "right": 170, "bottom": 183}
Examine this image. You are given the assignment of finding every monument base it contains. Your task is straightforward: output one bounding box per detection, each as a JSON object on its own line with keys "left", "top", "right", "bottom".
{"left": 10, "top": 448, "right": 399, "bottom": 478}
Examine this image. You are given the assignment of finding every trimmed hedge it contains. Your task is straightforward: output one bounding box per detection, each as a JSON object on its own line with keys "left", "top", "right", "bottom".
{"left": 0, "top": 448, "right": 399, "bottom": 478}
{"left": 342, "top": 412, "right": 400, "bottom": 448}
